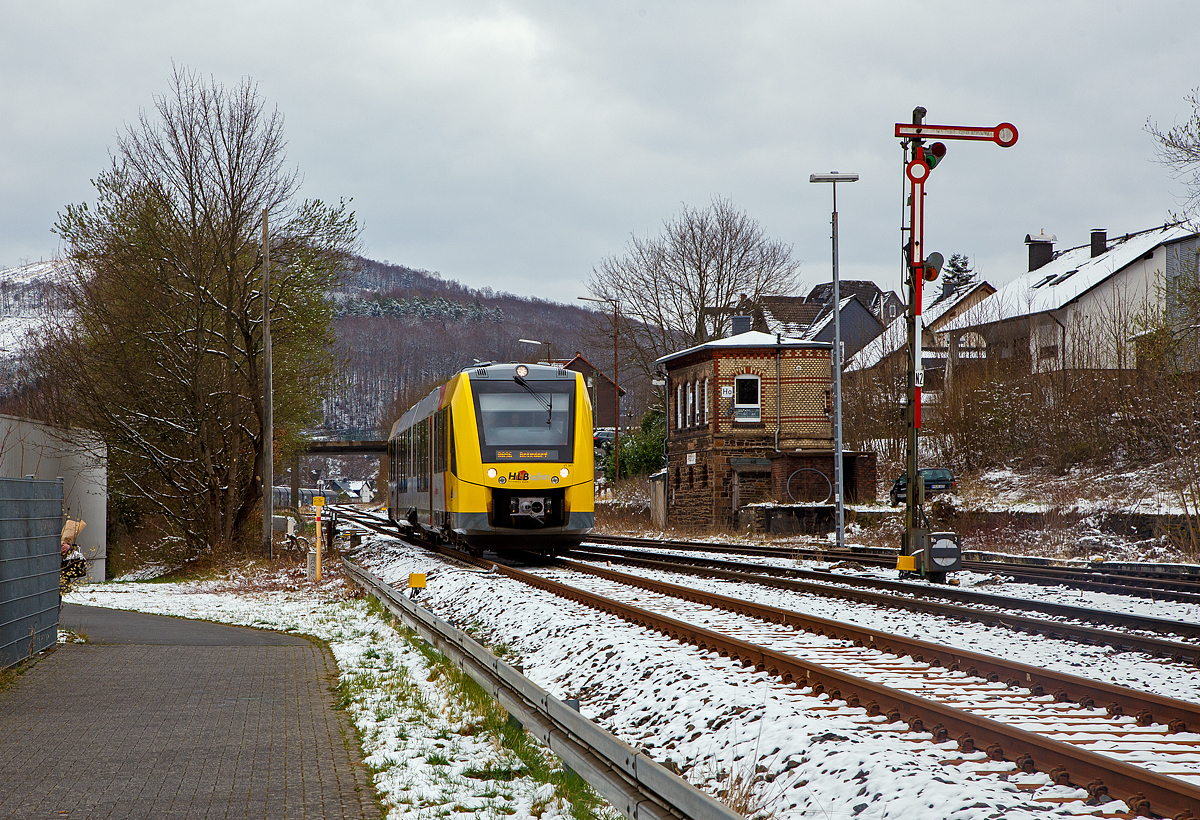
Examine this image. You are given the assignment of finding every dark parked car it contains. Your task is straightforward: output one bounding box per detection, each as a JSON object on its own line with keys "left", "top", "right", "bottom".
{"left": 889, "top": 467, "right": 956, "bottom": 506}
{"left": 593, "top": 429, "right": 616, "bottom": 450}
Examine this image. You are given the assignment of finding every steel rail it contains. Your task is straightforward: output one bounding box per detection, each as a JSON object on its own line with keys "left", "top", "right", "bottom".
{"left": 570, "top": 543, "right": 1200, "bottom": 655}
{"left": 437, "top": 548, "right": 1200, "bottom": 819}
{"left": 584, "top": 533, "right": 1200, "bottom": 602}
{"left": 339, "top": 557, "right": 743, "bottom": 820}
{"left": 550, "top": 555, "right": 1200, "bottom": 734}
{"left": 337, "top": 511, "right": 1200, "bottom": 817}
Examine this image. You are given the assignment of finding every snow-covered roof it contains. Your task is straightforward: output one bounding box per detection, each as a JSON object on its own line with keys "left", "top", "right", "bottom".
{"left": 757, "top": 296, "right": 821, "bottom": 336}
{"left": 846, "top": 313, "right": 906, "bottom": 372}
{"left": 656, "top": 330, "right": 829, "bottom": 366}
{"left": 845, "top": 282, "right": 991, "bottom": 372}
{"left": 942, "top": 224, "right": 1196, "bottom": 333}
{"left": 800, "top": 294, "right": 863, "bottom": 340}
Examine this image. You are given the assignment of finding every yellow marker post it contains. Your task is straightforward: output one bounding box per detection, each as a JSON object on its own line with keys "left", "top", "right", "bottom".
{"left": 408, "top": 572, "right": 426, "bottom": 598}
{"left": 313, "top": 496, "right": 324, "bottom": 581}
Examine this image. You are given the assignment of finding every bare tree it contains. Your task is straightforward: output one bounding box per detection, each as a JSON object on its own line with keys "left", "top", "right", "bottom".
{"left": 587, "top": 198, "right": 802, "bottom": 380}
{"left": 27, "top": 67, "right": 358, "bottom": 554}
{"left": 1148, "top": 88, "right": 1200, "bottom": 225}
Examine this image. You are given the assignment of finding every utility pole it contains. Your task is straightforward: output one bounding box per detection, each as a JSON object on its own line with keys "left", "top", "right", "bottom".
{"left": 262, "top": 208, "right": 274, "bottom": 559}
{"left": 578, "top": 297, "right": 622, "bottom": 481}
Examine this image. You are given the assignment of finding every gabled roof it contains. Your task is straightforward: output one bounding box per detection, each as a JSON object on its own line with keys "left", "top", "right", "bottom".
{"left": 942, "top": 223, "right": 1196, "bottom": 333}
{"left": 757, "top": 296, "right": 822, "bottom": 335}
{"left": 554, "top": 353, "right": 626, "bottom": 396}
{"left": 656, "top": 330, "right": 829, "bottom": 367}
{"left": 845, "top": 281, "right": 995, "bottom": 372}
{"left": 801, "top": 294, "right": 873, "bottom": 340}
{"left": 806, "top": 280, "right": 883, "bottom": 308}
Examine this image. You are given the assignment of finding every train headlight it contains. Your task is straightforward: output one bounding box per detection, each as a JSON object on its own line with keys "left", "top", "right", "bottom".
{"left": 560, "top": 468, "right": 569, "bottom": 478}
{"left": 515, "top": 365, "right": 529, "bottom": 378}
{"left": 487, "top": 468, "right": 497, "bottom": 478}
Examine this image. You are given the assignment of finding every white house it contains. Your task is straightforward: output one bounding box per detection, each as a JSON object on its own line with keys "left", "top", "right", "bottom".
{"left": 941, "top": 224, "right": 1199, "bottom": 373}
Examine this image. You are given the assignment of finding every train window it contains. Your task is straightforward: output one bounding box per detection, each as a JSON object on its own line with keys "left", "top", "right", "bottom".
{"left": 471, "top": 377, "right": 575, "bottom": 462}
{"left": 432, "top": 407, "right": 451, "bottom": 474}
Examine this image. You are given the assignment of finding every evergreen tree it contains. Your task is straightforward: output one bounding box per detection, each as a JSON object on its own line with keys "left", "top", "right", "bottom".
{"left": 937, "top": 253, "right": 976, "bottom": 302}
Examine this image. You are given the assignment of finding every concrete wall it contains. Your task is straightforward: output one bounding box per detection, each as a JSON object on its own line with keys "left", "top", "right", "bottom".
{"left": 0, "top": 415, "right": 107, "bottom": 581}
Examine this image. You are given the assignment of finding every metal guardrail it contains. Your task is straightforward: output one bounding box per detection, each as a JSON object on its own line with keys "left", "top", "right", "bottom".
{"left": 341, "top": 558, "right": 743, "bottom": 820}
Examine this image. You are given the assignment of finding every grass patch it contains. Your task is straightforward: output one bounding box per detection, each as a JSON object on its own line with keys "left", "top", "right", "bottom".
{"left": 350, "top": 589, "right": 614, "bottom": 819}
{"left": 408, "top": 630, "right": 611, "bottom": 820}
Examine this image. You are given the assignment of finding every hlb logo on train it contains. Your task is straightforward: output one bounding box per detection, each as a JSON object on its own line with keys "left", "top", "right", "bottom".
{"left": 497, "top": 470, "right": 559, "bottom": 485}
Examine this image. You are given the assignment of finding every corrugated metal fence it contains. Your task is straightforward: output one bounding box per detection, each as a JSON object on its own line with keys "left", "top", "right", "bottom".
{"left": 1, "top": 476, "right": 63, "bottom": 669}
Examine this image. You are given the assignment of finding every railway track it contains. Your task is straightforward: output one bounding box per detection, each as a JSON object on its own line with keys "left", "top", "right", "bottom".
{"left": 583, "top": 533, "right": 1200, "bottom": 604}
{"left": 566, "top": 543, "right": 1200, "bottom": 662}
{"left": 336, "top": 509, "right": 1200, "bottom": 816}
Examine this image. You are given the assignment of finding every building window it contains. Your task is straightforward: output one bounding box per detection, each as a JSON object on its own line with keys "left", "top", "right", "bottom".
{"left": 686, "top": 382, "right": 693, "bottom": 427}
{"left": 1039, "top": 344, "right": 1059, "bottom": 361}
{"left": 676, "top": 384, "right": 682, "bottom": 430}
{"left": 703, "top": 377, "right": 709, "bottom": 425}
{"left": 733, "top": 375, "right": 761, "bottom": 422}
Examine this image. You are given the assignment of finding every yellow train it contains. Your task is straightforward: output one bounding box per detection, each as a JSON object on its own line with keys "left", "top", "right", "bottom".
{"left": 387, "top": 362, "right": 594, "bottom": 556}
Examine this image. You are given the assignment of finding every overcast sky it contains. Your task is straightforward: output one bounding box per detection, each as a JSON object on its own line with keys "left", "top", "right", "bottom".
{"left": 4, "top": 2, "right": 1198, "bottom": 304}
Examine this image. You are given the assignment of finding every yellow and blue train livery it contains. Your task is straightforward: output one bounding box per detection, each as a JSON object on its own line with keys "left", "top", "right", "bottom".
{"left": 387, "top": 362, "right": 594, "bottom": 556}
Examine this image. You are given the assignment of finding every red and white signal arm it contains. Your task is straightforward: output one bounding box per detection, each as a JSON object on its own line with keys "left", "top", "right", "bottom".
{"left": 894, "top": 121, "right": 1018, "bottom": 148}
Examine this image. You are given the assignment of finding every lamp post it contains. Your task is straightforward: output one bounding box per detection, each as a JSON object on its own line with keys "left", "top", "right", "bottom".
{"left": 577, "top": 296, "right": 620, "bottom": 483}
{"left": 809, "top": 172, "right": 859, "bottom": 551}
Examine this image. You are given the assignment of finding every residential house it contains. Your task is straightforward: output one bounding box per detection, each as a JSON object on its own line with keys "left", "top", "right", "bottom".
{"left": 554, "top": 352, "right": 626, "bottom": 428}
{"left": 847, "top": 278, "right": 997, "bottom": 391}
{"left": 940, "top": 224, "right": 1199, "bottom": 374}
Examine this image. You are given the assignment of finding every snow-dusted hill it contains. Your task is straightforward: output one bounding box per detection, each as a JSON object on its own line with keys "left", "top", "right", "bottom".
{"left": 0, "top": 260, "right": 70, "bottom": 393}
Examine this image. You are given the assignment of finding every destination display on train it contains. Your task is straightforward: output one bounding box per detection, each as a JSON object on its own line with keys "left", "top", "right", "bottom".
{"left": 494, "top": 450, "right": 559, "bottom": 460}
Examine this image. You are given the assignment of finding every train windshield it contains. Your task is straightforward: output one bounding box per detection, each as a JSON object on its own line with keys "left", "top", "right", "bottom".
{"left": 473, "top": 380, "right": 575, "bottom": 462}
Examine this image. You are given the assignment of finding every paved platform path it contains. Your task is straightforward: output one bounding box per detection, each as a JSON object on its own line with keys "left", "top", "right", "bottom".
{"left": 0, "top": 604, "right": 380, "bottom": 819}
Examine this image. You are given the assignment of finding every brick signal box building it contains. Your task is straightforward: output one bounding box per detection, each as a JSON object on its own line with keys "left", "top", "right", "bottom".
{"left": 657, "top": 331, "right": 876, "bottom": 529}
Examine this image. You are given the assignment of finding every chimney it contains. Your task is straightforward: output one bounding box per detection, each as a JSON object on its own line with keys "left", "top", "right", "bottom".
{"left": 731, "top": 315, "right": 753, "bottom": 335}
{"left": 1025, "top": 230, "right": 1056, "bottom": 271}
{"left": 1090, "top": 228, "right": 1107, "bottom": 258}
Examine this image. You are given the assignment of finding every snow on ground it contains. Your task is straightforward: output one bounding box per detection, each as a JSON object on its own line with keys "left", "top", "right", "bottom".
{"left": 67, "top": 533, "right": 1188, "bottom": 818}
{"left": 354, "top": 537, "right": 1140, "bottom": 818}
{"left": 66, "top": 562, "right": 599, "bottom": 820}
{"left": 562, "top": 552, "right": 1200, "bottom": 705}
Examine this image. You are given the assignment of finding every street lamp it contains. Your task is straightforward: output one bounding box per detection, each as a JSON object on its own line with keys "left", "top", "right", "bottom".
{"left": 809, "top": 171, "right": 859, "bottom": 552}
{"left": 517, "top": 338, "right": 553, "bottom": 363}
{"left": 577, "top": 296, "right": 621, "bottom": 483}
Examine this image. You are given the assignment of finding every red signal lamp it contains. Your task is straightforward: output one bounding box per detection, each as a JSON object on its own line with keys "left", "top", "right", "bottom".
{"left": 923, "top": 142, "right": 947, "bottom": 170}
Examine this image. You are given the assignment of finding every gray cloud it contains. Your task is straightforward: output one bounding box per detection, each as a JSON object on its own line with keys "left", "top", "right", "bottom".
{"left": 2, "top": 1, "right": 1195, "bottom": 303}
